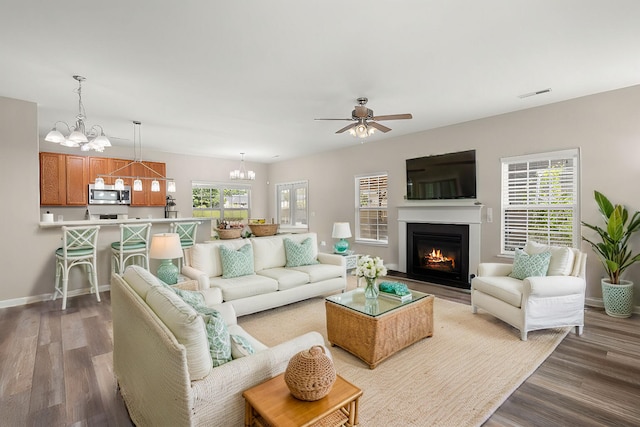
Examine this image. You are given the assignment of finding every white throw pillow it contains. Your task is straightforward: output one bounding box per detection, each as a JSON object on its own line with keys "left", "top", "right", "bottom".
{"left": 191, "top": 243, "right": 219, "bottom": 277}
{"left": 123, "top": 265, "right": 161, "bottom": 299}
{"left": 524, "top": 241, "right": 575, "bottom": 276}
{"left": 146, "top": 285, "right": 212, "bottom": 380}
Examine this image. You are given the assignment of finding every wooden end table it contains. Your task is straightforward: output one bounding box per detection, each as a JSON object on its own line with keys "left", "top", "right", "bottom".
{"left": 325, "top": 288, "right": 434, "bottom": 369}
{"left": 243, "top": 373, "right": 362, "bottom": 427}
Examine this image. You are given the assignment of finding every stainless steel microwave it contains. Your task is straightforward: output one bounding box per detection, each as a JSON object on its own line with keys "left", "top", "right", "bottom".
{"left": 88, "top": 184, "right": 131, "bottom": 205}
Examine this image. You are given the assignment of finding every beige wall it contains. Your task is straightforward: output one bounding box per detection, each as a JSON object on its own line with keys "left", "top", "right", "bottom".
{"left": 266, "top": 85, "right": 640, "bottom": 309}
{"left": 3, "top": 84, "right": 640, "bottom": 309}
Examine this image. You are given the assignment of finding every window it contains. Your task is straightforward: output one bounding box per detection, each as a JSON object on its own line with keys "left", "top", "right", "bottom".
{"left": 355, "top": 173, "right": 388, "bottom": 245}
{"left": 501, "top": 149, "right": 580, "bottom": 254}
{"left": 276, "top": 181, "right": 308, "bottom": 230}
{"left": 192, "top": 181, "right": 251, "bottom": 235}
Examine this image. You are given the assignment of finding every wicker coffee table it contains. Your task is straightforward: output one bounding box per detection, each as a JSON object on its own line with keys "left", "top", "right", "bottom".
{"left": 325, "top": 288, "right": 434, "bottom": 369}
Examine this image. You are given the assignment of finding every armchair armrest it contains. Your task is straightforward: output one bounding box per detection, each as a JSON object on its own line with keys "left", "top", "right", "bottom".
{"left": 477, "top": 263, "right": 513, "bottom": 277}
{"left": 181, "top": 265, "right": 211, "bottom": 289}
{"left": 524, "top": 275, "right": 586, "bottom": 297}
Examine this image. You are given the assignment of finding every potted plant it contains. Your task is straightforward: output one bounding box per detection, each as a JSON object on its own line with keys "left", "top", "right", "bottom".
{"left": 582, "top": 190, "right": 640, "bottom": 317}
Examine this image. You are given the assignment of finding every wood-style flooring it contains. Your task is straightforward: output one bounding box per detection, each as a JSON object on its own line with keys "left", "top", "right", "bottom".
{"left": 1, "top": 280, "right": 639, "bottom": 426}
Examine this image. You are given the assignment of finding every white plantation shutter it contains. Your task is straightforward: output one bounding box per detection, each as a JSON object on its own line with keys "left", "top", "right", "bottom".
{"left": 501, "top": 149, "right": 580, "bottom": 254}
{"left": 355, "top": 173, "right": 388, "bottom": 244}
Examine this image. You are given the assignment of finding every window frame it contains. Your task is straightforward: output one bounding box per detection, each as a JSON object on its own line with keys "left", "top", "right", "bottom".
{"left": 355, "top": 172, "right": 389, "bottom": 246}
{"left": 191, "top": 181, "right": 252, "bottom": 234}
{"left": 500, "top": 148, "right": 580, "bottom": 255}
{"left": 275, "top": 180, "right": 309, "bottom": 232}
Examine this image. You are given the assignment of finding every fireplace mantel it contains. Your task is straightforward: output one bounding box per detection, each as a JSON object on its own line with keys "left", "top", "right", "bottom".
{"left": 397, "top": 203, "right": 483, "bottom": 284}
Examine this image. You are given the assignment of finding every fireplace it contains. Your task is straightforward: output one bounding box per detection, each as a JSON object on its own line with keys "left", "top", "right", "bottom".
{"left": 407, "top": 223, "right": 470, "bottom": 289}
{"left": 397, "top": 203, "right": 482, "bottom": 291}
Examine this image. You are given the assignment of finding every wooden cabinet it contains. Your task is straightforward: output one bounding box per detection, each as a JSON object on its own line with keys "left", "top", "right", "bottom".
{"left": 39, "top": 152, "right": 66, "bottom": 205}
{"left": 65, "top": 155, "right": 88, "bottom": 205}
{"left": 40, "top": 152, "right": 166, "bottom": 207}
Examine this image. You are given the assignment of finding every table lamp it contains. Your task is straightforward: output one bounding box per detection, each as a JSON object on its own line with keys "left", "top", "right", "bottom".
{"left": 149, "top": 233, "right": 183, "bottom": 284}
{"left": 332, "top": 222, "right": 352, "bottom": 254}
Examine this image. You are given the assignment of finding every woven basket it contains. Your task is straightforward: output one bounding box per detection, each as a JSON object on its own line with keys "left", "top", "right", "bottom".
{"left": 284, "top": 345, "right": 336, "bottom": 401}
{"left": 216, "top": 228, "right": 242, "bottom": 240}
{"left": 249, "top": 223, "right": 278, "bottom": 237}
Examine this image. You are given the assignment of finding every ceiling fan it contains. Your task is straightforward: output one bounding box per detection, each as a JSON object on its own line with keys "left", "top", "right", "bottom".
{"left": 315, "top": 97, "right": 412, "bottom": 138}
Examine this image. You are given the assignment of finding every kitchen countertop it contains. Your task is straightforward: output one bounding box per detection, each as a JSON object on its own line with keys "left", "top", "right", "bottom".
{"left": 39, "top": 217, "right": 208, "bottom": 228}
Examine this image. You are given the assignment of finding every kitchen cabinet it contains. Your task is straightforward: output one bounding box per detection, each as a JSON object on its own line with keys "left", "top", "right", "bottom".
{"left": 39, "top": 152, "right": 66, "bottom": 205}
{"left": 65, "top": 155, "right": 88, "bottom": 205}
{"left": 40, "top": 152, "right": 166, "bottom": 207}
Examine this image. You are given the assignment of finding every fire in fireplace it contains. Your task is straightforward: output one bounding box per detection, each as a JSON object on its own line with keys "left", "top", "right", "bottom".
{"left": 407, "top": 223, "right": 470, "bottom": 289}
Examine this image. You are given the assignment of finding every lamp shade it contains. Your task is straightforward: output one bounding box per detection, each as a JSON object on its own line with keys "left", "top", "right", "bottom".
{"left": 149, "top": 233, "right": 183, "bottom": 259}
{"left": 332, "top": 222, "right": 352, "bottom": 239}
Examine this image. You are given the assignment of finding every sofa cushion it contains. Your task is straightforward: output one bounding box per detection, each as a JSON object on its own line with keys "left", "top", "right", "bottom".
{"left": 291, "top": 263, "right": 344, "bottom": 283}
{"left": 524, "top": 241, "right": 575, "bottom": 276}
{"left": 251, "top": 236, "right": 287, "bottom": 271}
{"left": 256, "top": 268, "right": 310, "bottom": 290}
{"left": 172, "top": 286, "right": 206, "bottom": 307}
{"left": 145, "top": 285, "right": 212, "bottom": 380}
{"left": 509, "top": 249, "right": 551, "bottom": 280}
{"left": 211, "top": 274, "right": 279, "bottom": 301}
{"left": 220, "top": 243, "right": 254, "bottom": 278}
{"left": 124, "top": 265, "right": 161, "bottom": 299}
{"left": 472, "top": 276, "right": 524, "bottom": 308}
{"left": 284, "top": 237, "right": 319, "bottom": 267}
{"left": 197, "top": 306, "right": 233, "bottom": 367}
{"left": 190, "top": 243, "right": 221, "bottom": 278}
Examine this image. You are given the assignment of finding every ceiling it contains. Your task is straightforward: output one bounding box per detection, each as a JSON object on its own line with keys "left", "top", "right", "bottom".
{"left": 1, "top": 1, "right": 639, "bottom": 163}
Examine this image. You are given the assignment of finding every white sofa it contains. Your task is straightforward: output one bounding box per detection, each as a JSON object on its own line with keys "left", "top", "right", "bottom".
{"left": 181, "top": 232, "right": 347, "bottom": 316}
{"left": 471, "top": 242, "right": 587, "bottom": 340}
{"left": 111, "top": 265, "right": 328, "bottom": 426}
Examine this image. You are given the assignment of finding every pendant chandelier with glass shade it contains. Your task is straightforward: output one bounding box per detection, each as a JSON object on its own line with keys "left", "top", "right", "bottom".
{"left": 230, "top": 153, "right": 256, "bottom": 180}
{"left": 44, "top": 75, "right": 112, "bottom": 152}
{"left": 94, "top": 121, "right": 176, "bottom": 192}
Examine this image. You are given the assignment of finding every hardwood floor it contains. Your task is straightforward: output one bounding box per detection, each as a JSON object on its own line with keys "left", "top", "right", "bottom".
{"left": 1, "top": 282, "right": 638, "bottom": 426}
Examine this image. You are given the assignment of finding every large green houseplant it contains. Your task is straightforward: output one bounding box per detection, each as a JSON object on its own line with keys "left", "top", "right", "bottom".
{"left": 582, "top": 191, "right": 640, "bottom": 317}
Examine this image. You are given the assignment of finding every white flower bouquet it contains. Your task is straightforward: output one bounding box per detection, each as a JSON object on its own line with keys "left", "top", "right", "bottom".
{"left": 355, "top": 255, "right": 387, "bottom": 279}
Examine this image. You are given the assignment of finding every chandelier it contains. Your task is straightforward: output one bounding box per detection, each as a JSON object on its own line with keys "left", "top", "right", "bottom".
{"left": 230, "top": 153, "right": 256, "bottom": 180}
{"left": 44, "top": 75, "right": 112, "bottom": 152}
{"left": 95, "top": 121, "right": 176, "bottom": 192}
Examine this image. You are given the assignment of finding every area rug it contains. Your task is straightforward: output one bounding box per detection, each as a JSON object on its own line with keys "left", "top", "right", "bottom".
{"left": 238, "top": 295, "right": 570, "bottom": 427}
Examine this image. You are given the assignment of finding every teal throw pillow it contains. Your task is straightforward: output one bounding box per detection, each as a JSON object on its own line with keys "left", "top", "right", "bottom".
{"left": 230, "top": 334, "right": 255, "bottom": 359}
{"left": 171, "top": 287, "right": 206, "bottom": 307}
{"left": 284, "top": 238, "right": 319, "bottom": 267}
{"left": 509, "top": 249, "right": 551, "bottom": 280}
{"left": 219, "top": 244, "right": 254, "bottom": 278}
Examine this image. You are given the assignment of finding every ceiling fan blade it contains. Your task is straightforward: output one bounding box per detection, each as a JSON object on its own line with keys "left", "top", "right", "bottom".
{"left": 369, "top": 122, "right": 392, "bottom": 133}
{"left": 336, "top": 123, "right": 357, "bottom": 134}
{"left": 354, "top": 105, "right": 369, "bottom": 118}
{"left": 372, "top": 113, "right": 413, "bottom": 121}
{"left": 314, "top": 118, "right": 353, "bottom": 121}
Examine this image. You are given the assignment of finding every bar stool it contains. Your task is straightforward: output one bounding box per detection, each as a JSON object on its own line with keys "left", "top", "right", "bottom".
{"left": 111, "top": 223, "right": 152, "bottom": 275}
{"left": 53, "top": 225, "right": 101, "bottom": 310}
{"left": 170, "top": 221, "right": 200, "bottom": 270}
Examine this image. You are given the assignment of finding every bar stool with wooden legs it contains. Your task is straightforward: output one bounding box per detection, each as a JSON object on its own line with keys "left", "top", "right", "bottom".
{"left": 53, "top": 225, "right": 101, "bottom": 310}
{"left": 111, "top": 223, "right": 152, "bottom": 275}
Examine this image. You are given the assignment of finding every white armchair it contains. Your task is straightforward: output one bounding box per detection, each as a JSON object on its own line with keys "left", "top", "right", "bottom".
{"left": 471, "top": 243, "right": 587, "bottom": 340}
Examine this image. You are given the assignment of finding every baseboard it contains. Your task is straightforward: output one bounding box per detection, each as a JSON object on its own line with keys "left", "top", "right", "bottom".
{"left": 585, "top": 296, "right": 640, "bottom": 314}
{"left": 0, "top": 284, "right": 111, "bottom": 309}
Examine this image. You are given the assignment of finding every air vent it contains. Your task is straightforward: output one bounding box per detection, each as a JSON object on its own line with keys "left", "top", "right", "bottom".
{"left": 518, "top": 88, "right": 552, "bottom": 99}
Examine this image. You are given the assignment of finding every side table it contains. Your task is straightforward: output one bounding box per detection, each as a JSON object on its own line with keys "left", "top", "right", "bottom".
{"left": 243, "top": 373, "right": 362, "bottom": 427}
{"left": 341, "top": 253, "right": 361, "bottom": 287}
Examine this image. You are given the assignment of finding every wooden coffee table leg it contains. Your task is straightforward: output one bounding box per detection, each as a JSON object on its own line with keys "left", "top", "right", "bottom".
{"left": 244, "top": 400, "right": 254, "bottom": 426}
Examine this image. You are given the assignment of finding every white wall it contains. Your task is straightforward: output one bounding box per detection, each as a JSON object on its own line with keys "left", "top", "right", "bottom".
{"left": 3, "top": 84, "right": 640, "bottom": 308}
{"left": 266, "top": 85, "right": 640, "bottom": 309}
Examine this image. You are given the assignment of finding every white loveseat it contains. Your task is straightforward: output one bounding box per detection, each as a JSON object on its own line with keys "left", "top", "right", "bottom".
{"left": 471, "top": 242, "right": 587, "bottom": 340}
{"left": 111, "top": 265, "right": 328, "bottom": 426}
{"left": 181, "top": 232, "right": 347, "bottom": 316}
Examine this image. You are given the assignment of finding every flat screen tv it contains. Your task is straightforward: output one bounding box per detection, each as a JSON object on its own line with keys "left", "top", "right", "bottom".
{"left": 406, "top": 149, "right": 476, "bottom": 200}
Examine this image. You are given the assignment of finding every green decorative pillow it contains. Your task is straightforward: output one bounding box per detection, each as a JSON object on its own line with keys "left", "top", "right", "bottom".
{"left": 284, "top": 238, "right": 319, "bottom": 267}
{"left": 509, "top": 249, "right": 551, "bottom": 280}
{"left": 230, "top": 334, "right": 255, "bottom": 359}
{"left": 219, "top": 244, "right": 254, "bottom": 278}
{"left": 171, "top": 287, "right": 206, "bottom": 307}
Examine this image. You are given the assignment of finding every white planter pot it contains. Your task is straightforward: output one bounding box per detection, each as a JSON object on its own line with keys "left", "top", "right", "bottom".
{"left": 601, "top": 279, "right": 634, "bottom": 318}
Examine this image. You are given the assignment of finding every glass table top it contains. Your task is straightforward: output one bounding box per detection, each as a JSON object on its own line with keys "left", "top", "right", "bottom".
{"left": 326, "top": 287, "right": 430, "bottom": 317}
